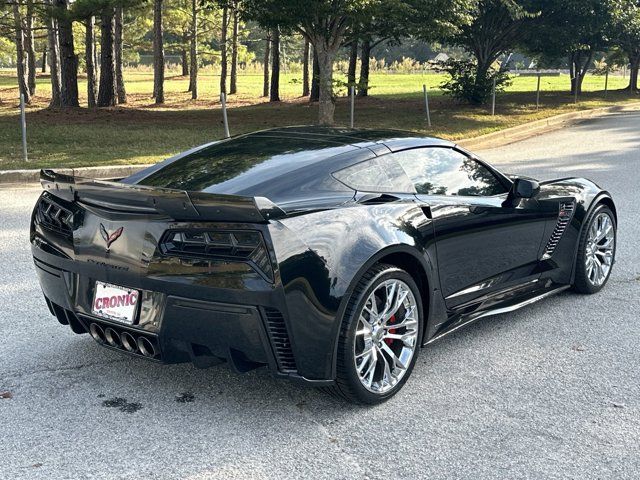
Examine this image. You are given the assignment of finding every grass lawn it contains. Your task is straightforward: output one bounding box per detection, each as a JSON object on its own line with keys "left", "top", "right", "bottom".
{"left": 0, "top": 69, "right": 638, "bottom": 170}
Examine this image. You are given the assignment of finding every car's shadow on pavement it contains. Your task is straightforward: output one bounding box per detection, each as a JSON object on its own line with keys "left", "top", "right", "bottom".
{"left": 46, "top": 289, "right": 584, "bottom": 420}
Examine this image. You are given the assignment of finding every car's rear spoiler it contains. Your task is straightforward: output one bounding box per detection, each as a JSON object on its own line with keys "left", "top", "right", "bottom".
{"left": 40, "top": 169, "right": 286, "bottom": 222}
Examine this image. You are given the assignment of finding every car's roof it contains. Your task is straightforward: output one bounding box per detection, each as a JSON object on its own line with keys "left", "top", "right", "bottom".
{"left": 247, "top": 126, "right": 455, "bottom": 151}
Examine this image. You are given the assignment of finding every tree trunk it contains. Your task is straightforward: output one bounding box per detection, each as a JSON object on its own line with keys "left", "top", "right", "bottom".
{"left": 13, "top": 1, "right": 30, "bottom": 104}
{"left": 310, "top": 46, "right": 319, "bottom": 102}
{"left": 316, "top": 47, "right": 336, "bottom": 125}
{"left": 627, "top": 54, "right": 639, "bottom": 93}
{"left": 220, "top": 6, "right": 228, "bottom": 95}
{"left": 347, "top": 38, "right": 358, "bottom": 87}
{"left": 188, "top": 0, "right": 198, "bottom": 98}
{"left": 26, "top": 0, "right": 36, "bottom": 96}
{"left": 569, "top": 50, "right": 593, "bottom": 96}
{"left": 153, "top": 0, "right": 164, "bottom": 103}
{"left": 262, "top": 34, "right": 270, "bottom": 97}
{"left": 47, "top": 0, "right": 62, "bottom": 108}
{"left": 97, "top": 10, "right": 117, "bottom": 107}
{"left": 357, "top": 39, "right": 370, "bottom": 97}
{"left": 302, "top": 38, "right": 310, "bottom": 96}
{"left": 115, "top": 6, "right": 126, "bottom": 103}
{"left": 56, "top": 0, "right": 79, "bottom": 107}
{"left": 229, "top": 4, "right": 238, "bottom": 94}
{"left": 270, "top": 27, "right": 280, "bottom": 102}
{"left": 41, "top": 46, "right": 47, "bottom": 73}
{"left": 181, "top": 48, "right": 189, "bottom": 76}
{"left": 85, "top": 17, "right": 97, "bottom": 108}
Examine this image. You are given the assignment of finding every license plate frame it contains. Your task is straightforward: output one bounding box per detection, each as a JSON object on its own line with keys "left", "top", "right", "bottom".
{"left": 91, "top": 281, "right": 140, "bottom": 325}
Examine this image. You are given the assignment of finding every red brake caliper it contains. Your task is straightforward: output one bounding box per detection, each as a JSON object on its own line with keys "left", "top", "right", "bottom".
{"left": 385, "top": 315, "right": 396, "bottom": 345}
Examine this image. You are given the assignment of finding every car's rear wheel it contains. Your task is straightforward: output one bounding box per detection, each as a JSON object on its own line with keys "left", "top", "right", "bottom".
{"left": 327, "top": 264, "right": 423, "bottom": 404}
{"left": 573, "top": 204, "right": 616, "bottom": 294}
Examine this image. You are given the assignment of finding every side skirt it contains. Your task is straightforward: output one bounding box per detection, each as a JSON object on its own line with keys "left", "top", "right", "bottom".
{"left": 424, "top": 284, "right": 571, "bottom": 346}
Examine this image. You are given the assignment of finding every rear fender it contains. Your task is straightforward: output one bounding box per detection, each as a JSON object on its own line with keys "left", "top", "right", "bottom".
{"left": 270, "top": 202, "right": 441, "bottom": 380}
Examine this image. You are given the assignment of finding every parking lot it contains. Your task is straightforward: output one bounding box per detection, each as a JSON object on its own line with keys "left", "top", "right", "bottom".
{"left": 1, "top": 110, "right": 639, "bottom": 479}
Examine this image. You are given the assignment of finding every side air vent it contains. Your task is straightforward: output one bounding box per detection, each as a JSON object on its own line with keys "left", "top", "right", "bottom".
{"left": 542, "top": 202, "right": 575, "bottom": 259}
{"left": 36, "top": 194, "right": 74, "bottom": 238}
{"left": 263, "top": 307, "right": 297, "bottom": 372}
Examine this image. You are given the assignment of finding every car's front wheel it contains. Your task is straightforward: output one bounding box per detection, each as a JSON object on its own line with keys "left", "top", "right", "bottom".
{"left": 573, "top": 204, "right": 616, "bottom": 294}
{"left": 328, "top": 264, "right": 423, "bottom": 404}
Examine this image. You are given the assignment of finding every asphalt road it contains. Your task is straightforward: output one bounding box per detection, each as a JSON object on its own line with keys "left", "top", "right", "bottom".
{"left": 1, "top": 111, "right": 639, "bottom": 479}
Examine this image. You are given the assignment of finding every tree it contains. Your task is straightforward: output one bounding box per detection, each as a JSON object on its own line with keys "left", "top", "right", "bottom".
{"left": 55, "top": 0, "right": 80, "bottom": 107}
{"left": 85, "top": 16, "right": 97, "bottom": 107}
{"left": 523, "top": 0, "right": 613, "bottom": 95}
{"left": 98, "top": 7, "right": 117, "bottom": 106}
{"left": 262, "top": 31, "right": 270, "bottom": 97}
{"left": 302, "top": 37, "right": 310, "bottom": 96}
{"left": 310, "top": 45, "right": 319, "bottom": 101}
{"left": 25, "top": 0, "right": 36, "bottom": 96}
{"left": 346, "top": 37, "right": 357, "bottom": 88}
{"left": 188, "top": 0, "right": 198, "bottom": 98}
{"left": 242, "top": 0, "right": 363, "bottom": 124}
{"left": 229, "top": 1, "right": 238, "bottom": 94}
{"left": 269, "top": 25, "right": 279, "bottom": 101}
{"left": 46, "top": 0, "right": 62, "bottom": 107}
{"left": 115, "top": 5, "right": 126, "bottom": 103}
{"left": 12, "top": 0, "right": 31, "bottom": 103}
{"left": 610, "top": 0, "right": 640, "bottom": 92}
{"left": 152, "top": 0, "right": 164, "bottom": 103}
{"left": 437, "top": 0, "right": 535, "bottom": 103}
{"left": 220, "top": 5, "right": 228, "bottom": 94}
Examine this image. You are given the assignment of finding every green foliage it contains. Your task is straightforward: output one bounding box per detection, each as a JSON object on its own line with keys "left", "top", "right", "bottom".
{"left": 522, "top": 0, "right": 614, "bottom": 62}
{"left": 437, "top": 58, "right": 511, "bottom": 104}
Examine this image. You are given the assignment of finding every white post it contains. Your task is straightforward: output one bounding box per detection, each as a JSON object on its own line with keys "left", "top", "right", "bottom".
{"left": 491, "top": 77, "right": 496, "bottom": 116}
{"left": 423, "top": 84, "right": 431, "bottom": 127}
{"left": 20, "top": 93, "right": 28, "bottom": 162}
{"left": 220, "top": 92, "right": 230, "bottom": 138}
{"left": 536, "top": 73, "right": 541, "bottom": 110}
{"left": 349, "top": 86, "right": 355, "bottom": 128}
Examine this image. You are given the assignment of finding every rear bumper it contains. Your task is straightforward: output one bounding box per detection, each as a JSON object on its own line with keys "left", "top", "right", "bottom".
{"left": 32, "top": 245, "right": 334, "bottom": 387}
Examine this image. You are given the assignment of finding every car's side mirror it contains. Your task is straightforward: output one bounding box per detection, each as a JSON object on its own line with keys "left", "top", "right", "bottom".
{"left": 512, "top": 178, "right": 540, "bottom": 199}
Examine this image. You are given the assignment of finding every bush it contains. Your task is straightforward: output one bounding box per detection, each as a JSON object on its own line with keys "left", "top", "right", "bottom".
{"left": 437, "top": 59, "right": 511, "bottom": 105}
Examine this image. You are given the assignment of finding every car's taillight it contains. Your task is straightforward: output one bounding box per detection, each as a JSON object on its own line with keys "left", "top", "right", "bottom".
{"left": 159, "top": 229, "right": 274, "bottom": 281}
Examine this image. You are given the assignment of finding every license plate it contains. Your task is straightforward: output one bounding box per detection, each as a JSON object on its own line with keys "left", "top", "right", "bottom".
{"left": 91, "top": 281, "right": 139, "bottom": 324}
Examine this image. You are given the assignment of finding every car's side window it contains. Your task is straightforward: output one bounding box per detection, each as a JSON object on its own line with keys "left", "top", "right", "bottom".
{"left": 393, "top": 148, "right": 508, "bottom": 196}
{"left": 332, "top": 156, "right": 415, "bottom": 193}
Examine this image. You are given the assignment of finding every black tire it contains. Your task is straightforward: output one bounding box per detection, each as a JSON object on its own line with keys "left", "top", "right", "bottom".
{"left": 325, "top": 263, "right": 424, "bottom": 405}
{"left": 573, "top": 204, "right": 616, "bottom": 294}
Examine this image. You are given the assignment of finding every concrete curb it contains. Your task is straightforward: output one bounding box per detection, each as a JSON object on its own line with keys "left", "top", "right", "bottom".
{"left": 0, "top": 164, "right": 153, "bottom": 185}
{"left": 457, "top": 102, "right": 640, "bottom": 151}
{"left": 2, "top": 102, "right": 640, "bottom": 185}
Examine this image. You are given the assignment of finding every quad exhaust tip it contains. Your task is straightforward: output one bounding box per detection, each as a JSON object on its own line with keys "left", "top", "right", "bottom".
{"left": 120, "top": 331, "right": 138, "bottom": 352}
{"left": 137, "top": 336, "right": 156, "bottom": 358}
{"left": 89, "top": 323, "right": 106, "bottom": 344}
{"left": 88, "top": 322, "right": 158, "bottom": 359}
{"left": 104, "top": 327, "right": 122, "bottom": 348}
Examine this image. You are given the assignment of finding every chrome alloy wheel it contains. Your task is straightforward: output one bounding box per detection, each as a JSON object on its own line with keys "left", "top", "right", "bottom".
{"left": 353, "top": 279, "right": 419, "bottom": 394}
{"left": 585, "top": 212, "right": 615, "bottom": 286}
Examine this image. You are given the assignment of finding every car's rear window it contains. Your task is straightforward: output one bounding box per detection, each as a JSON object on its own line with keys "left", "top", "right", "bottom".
{"left": 138, "top": 135, "right": 356, "bottom": 193}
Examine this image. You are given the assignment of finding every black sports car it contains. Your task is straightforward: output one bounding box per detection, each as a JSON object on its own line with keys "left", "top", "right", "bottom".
{"left": 31, "top": 126, "right": 617, "bottom": 404}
